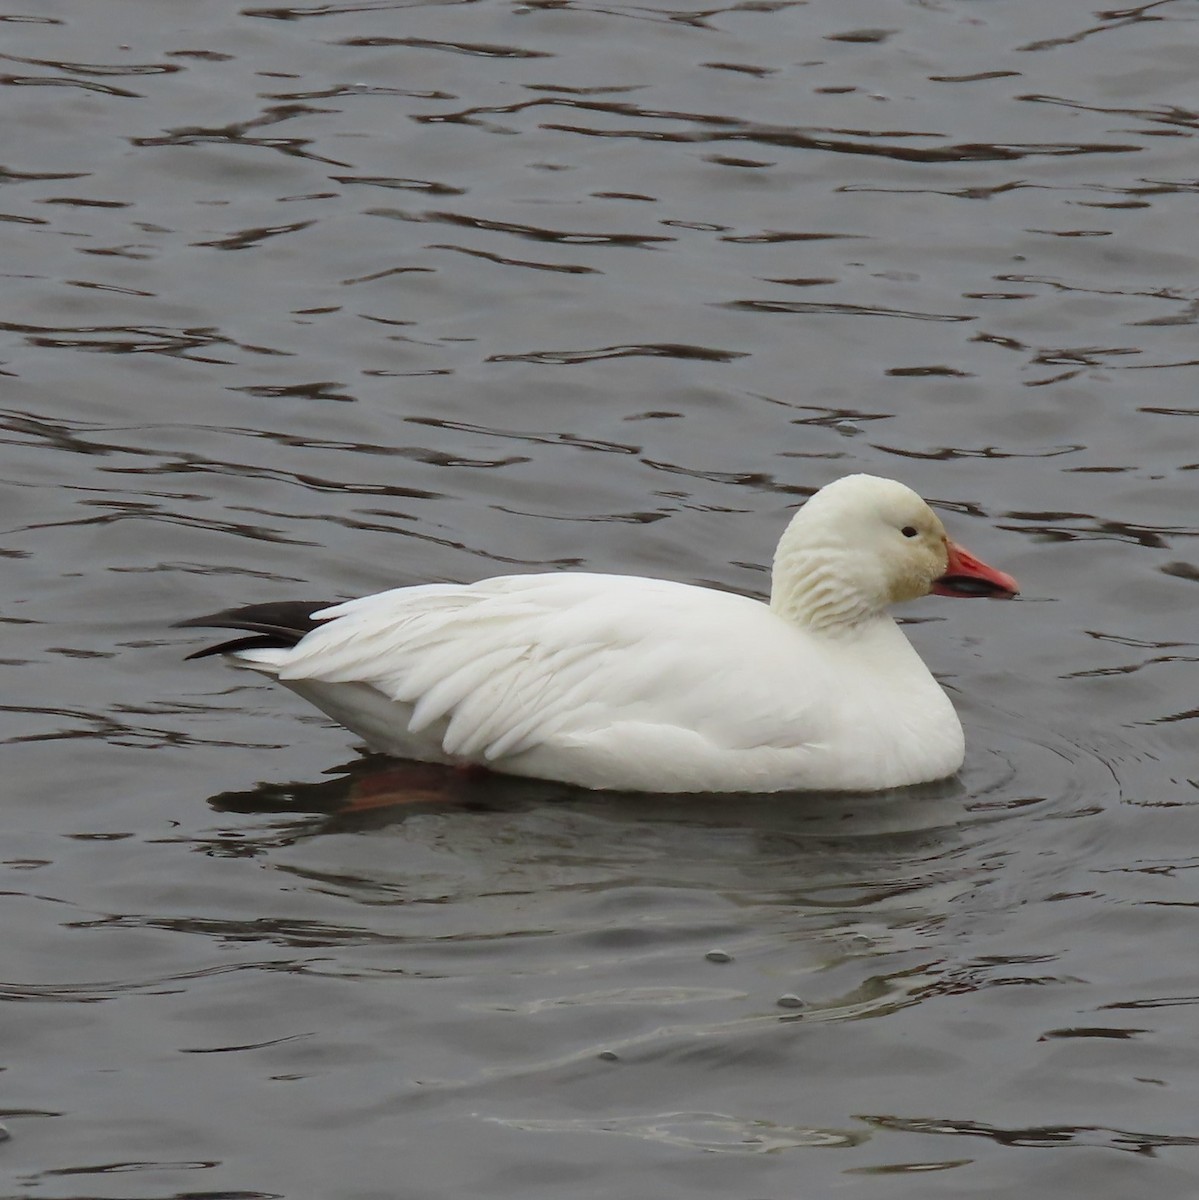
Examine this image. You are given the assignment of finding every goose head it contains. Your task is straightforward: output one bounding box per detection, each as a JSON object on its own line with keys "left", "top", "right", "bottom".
{"left": 770, "top": 474, "right": 1018, "bottom": 631}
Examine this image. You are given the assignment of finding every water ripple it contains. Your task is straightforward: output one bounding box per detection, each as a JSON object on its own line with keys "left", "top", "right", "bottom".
{"left": 861, "top": 1114, "right": 1199, "bottom": 1155}
{"left": 489, "top": 1110, "right": 862, "bottom": 1153}
{"left": 488, "top": 342, "right": 746, "bottom": 364}
{"left": 5, "top": 0, "right": 1199, "bottom": 1193}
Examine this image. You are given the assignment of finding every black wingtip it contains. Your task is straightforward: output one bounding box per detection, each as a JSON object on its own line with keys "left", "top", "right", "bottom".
{"left": 176, "top": 600, "right": 336, "bottom": 658}
{"left": 183, "top": 634, "right": 293, "bottom": 661}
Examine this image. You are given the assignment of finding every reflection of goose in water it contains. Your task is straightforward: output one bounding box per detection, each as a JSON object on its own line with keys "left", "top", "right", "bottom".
{"left": 179, "top": 475, "right": 1017, "bottom": 794}
{"left": 201, "top": 754, "right": 978, "bottom": 893}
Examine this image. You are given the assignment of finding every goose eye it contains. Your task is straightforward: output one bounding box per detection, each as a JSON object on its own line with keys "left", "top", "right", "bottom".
{"left": 901, "top": 526, "right": 919, "bottom": 538}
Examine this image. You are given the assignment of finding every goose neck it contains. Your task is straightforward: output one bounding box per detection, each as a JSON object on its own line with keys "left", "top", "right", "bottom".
{"left": 769, "top": 548, "right": 883, "bottom": 635}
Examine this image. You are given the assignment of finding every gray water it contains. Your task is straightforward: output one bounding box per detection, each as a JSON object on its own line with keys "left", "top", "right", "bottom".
{"left": 4, "top": 1, "right": 1199, "bottom": 1196}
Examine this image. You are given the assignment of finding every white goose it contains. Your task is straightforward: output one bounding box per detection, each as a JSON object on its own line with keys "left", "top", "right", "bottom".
{"left": 179, "top": 474, "right": 1018, "bottom": 793}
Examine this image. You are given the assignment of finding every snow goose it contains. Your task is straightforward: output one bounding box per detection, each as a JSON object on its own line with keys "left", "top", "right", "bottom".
{"left": 178, "top": 474, "right": 1018, "bottom": 793}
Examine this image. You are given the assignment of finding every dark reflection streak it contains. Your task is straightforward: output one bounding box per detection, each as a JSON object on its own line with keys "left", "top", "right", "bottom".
{"left": 334, "top": 174, "right": 464, "bottom": 195}
{"left": 134, "top": 104, "right": 352, "bottom": 168}
{"left": 49, "top": 198, "right": 133, "bottom": 209}
{"left": 931, "top": 71, "right": 1023, "bottom": 83}
{"left": 194, "top": 220, "right": 316, "bottom": 252}
{"left": 886, "top": 365, "right": 974, "bottom": 378}
{"left": 0, "top": 701, "right": 287, "bottom": 750}
{"left": 38, "top": 1159, "right": 224, "bottom": 1177}
{"left": 876, "top": 445, "right": 1082, "bottom": 462}
{"left": 1118, "top": 358, "right": 1199, "bottom": 371}
{"left": 516, "top": 0, "right": 809, "bottom": 33}
{"left": 1016, "top": 0, "right": 1174, "bottom": 53}
{"left": 425, "top": 95, "right": 1087, "bottom": 166}
{"left": 342, "top": 514, "right": 585, "bottom": 569}
{"left": 533, "top": 1, "right": 702, "bottom": 30}
{"left": 0, "top": 413, "right": 321, "bottom": 467}
{"left": 727, "top": 300, "right": 973, "bottom": 323}
{"left": 342, "top": 265, "right": 436, "bottom": 285}
{"left": 0, "top": 75, "right": 140, "bottom": 97}
{"left": 854, "top": 177, "right": 1199, "bottom": 204}
{"left": 997, "top": 273, "right": 1192, "bottom": 306}
{"left": 118, "top": 555, "right": 291, "bottom": 582}
{"left": 245, "top": 0, "right": 467, "bottom": 19}
{"left": 8, "top": 508, "right": 317, "bottom": 548}
{"left": 539, "top": 124, "right": 1139, "bottom": 164}
{"left": 233, "top": 382, "right": 354, "bottom": 402}
{"left": 974, "top": 332, "right": 1026, "bottom": 351}
{"left": 0, "top": 166, "right": 87, "bottom": 183}
{"left": 731, "top": 234, "right": 855, "bottom": 244}
{"left": 1022, "top": 93, "right": 1199, "bottom": 130}
{"left": 492, "top": 505, "right": 669, "bottom": 525}
{"left": 766, "top": 275, "right": 840, "bottom": 288}
{"left": 861, "top": 1113, "right": 1199, "bottom": 1154}
{"left": 489, "top": 343, "right": 746, "bottom": 364}
{"left": 412, "top": 96, "right": 1130, "bottom": 163}
{"left": 2, "top": 410, "right": 473, "bottom": 493}
{"left": 1097, "top": 0, "right": 1173, "bottom": 15}
{"left": 219, "top": 506, "right": 462, "bottom": 539}
{"left": 1102, "top": 993, "right": 1199, "bottom": 1009}
{"left": 103, "top": 457, "right": 442, "bottom": 502}
{"left": 0, "top": 321, "right": 287, "bottom": 361}
{"left": 417, "top": 96, "right": 746, "bottom": 130}
{"left": 1160, "top": 562, "right": 1199, "bottom": 584}
{"left": 181, "top": 1033, "right": 312, "bottom": 1054}
{"left": 270, "top": 86, "right": 456, "bottom": 101}
{"left": 1138, "top": 706, "right": 1199, "bottom": 725}
{"left": 357, "top": 315, "right": 415, "bottom": 330}
{"left": 703, "top": 61, "right": 776, "bottom": 78}
{"left": 1025, "top": 370, "right": 1082, "bottom": 388}
{"left": 1086, "top": 630, "right": 1196, "bottom": 649}
{"left": 60, "top": 483, "right": 210, "bottom": 505}
{"left": 782, "top": 403, "right": 893, "bottom": 425}
{"left": 77, "top": 911, "right": 538, "bottom": 950}
{"left": 80, "top": 244, "right": 158, "bottom": 261}
{"left": 1, "top": 411, "right": 131, "bottom": 456}
{"left": 429, "top": 243, "right": 600, "bottom": 274}
{"left": 338, "top": 36, "right": 551, "bottom": 59}
{"left": 135, "top": 131, "right": 352, "bottom": 168}
{"left": 999, "top": 514, "right": 1191, "bottom": 548}
{"left": 0, "top": 53, "right": 179, "bottom": 78}
{"left": 167, "top": 50, "right": 235, "bottom": 62}
{"left": 0, "top": 960, "right": 297, "bottom": 1002}
{"left": 642, "top": 459, "right": 807, "bottom": 496}
{"left": 1130, "top": 299, "right": 1199, "bottom": 327}
{"left": 417, "top": 210, "right": 673, "bottom": 248}
{"left": 220, "top": 425, "right": 505, "bottom": 458}
{"left": 1064, "top": 654, "right": 1199, "bottom": 679}
{"left": 1134, "top": 178, "right": 1199, "bottom": 195}
{"left": 407, "top": 415, "right": 639, "bottom": 455}
{"left": 843, "top": 182, "right": 1040, "bottom": 200}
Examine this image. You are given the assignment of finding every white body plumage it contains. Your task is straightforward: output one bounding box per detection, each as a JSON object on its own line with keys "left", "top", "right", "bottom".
{"left": 236, "top": 572, "right": 966, "bottom": 793}
{"left": 187, "top": 475, "right": 1018, "bottom": 793}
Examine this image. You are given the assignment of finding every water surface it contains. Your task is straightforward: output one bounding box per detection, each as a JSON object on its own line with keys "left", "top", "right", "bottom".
{"left": 4, "top": 0, "right": 1199, "bottom": 1197}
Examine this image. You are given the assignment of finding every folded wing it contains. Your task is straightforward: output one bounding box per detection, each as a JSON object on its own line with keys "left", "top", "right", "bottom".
{"left": 234, "top": 573, "right": 813, "bottom": 767}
